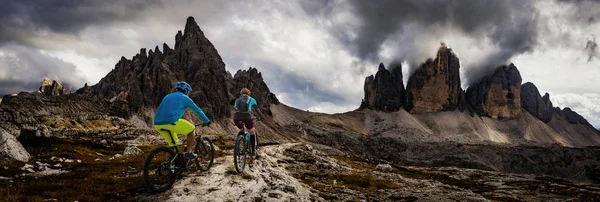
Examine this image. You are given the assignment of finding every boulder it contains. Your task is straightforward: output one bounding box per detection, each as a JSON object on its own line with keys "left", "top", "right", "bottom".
{"left": 375, "top": 164, "right": 393, "bottom": 172}
{"left": 0, "top": 128, "right": 31, "bottom": 164}
{"left": 123, "top": 145, "right": 143, "bottom": 156}
{"left": 466, "top": 64, "right": 522, "bottom": 119}
{"left": 360, "top": 63, "right": 404, "bottom": 111}
{"left": 405, "top": 45, "right": 461, "bottom": 113}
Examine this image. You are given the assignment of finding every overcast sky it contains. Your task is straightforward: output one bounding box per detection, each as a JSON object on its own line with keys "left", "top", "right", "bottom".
{"left": 0, "top": 0, "right": 599, "bottom": 128}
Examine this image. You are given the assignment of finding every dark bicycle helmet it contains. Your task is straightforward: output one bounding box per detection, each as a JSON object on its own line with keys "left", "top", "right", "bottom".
{"left": 175, "top": 81, "right": 192, "bottom": 92}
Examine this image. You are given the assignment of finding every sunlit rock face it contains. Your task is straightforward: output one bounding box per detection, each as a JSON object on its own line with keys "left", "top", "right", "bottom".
{"left": 39, "top": 78, "right": 67, "bottom": 96}
{"left": 466, "top": 64, "right": 522, "bottom": 119}
{"left": 405, "top": 45, "right": 461, "bottom": 114}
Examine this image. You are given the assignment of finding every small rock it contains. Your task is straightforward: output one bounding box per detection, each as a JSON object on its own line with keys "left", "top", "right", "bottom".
{"left": 25, "top": 168, "right": 35, "bottom": 173}
{"left": 64, "top": 159, "right": 74, "bottom": 163}
{"left": 53, "top": 164, "right": 62, "bottom": 168}
{"left": 96, "top": 152, "right": 105, "bottom": 157}
{"left": 109, "top": 154, "right": 123, "bottom": 160}
{"left": 95, "top": 158, "right": 100, "bottom": 161}
{"left": 375, "top": 164, "right": 393, "bottom": 172}
{"left": 50, "top": 156, "right": 58, "bottom": 161}
{"left": 284, "top": 185, "right": 296, "bottom": 194}
{"left": 76, "top": 160, "right": 82, "bottom": 163}
{"left": 100, "top": 139, "right": 108, "bottom": 144}
{"left": 305, "top": 144, "right": 313, "bottom": 151}
{"left": 268, "top": 192, "right": 282, "bottom": 198}
{"left": 123, "top": 146, "right": 143, "bottom": 156}
{"left": 21, "top": 164, "right": 34, "bottom": 171}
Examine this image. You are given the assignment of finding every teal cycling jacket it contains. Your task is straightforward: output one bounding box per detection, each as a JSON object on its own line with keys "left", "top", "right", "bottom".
{"left": 154, "top": 91, "right": 210, "bottom": 125}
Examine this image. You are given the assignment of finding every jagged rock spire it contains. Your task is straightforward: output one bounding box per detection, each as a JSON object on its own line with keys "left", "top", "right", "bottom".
{"left": 404, "top": 45, "right": 461, "bottom": 113}
{"left": 360, "top": 63, "right": 404, "bottom": 111}
{"left": 78, "top": 17, "right": 277, "bottom": 122}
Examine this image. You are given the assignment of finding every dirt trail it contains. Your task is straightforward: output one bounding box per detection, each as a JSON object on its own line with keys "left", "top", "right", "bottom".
{"left": 140, "top": 143, "right": 321, "bottom": 201}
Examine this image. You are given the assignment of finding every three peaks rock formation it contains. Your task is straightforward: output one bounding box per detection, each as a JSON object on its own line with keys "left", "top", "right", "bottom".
{"left": 360, "top": 45, "right": 594, "bottom": 127}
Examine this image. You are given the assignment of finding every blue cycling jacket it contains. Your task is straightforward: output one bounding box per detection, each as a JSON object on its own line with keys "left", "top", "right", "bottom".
{"left": 154, "top": 91, "right": 210, "bottom": 125}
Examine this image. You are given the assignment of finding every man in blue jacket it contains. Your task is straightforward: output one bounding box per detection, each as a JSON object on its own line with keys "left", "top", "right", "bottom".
{"left": 154, "top": 81, "right": 210, "bottom": 159}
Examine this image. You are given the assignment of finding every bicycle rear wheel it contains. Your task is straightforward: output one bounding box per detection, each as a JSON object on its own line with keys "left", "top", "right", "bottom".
{"left": 194, "top": 137, "right": 215, "bottom": 171}
{"left": 233, "top": 135, "right": 247, "bottom": 173}
{"left": 143, "top": 147, "right": 177, "bottom": 193}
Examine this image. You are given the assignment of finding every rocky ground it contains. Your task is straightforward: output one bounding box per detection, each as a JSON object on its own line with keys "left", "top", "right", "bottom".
{"left": 2, "top": 132, "right": 600, "bottom": 202}
{"left": 138, "top": 143, "right": 600, "bottom": 202}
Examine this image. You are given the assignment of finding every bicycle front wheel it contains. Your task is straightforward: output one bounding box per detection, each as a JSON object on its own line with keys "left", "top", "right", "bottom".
{"left": 143, "top": 147, "right": 177, "bottom": 193}
{"left": 233, "top": 135, "right": 247, "bottom": 173}
{"left": 194, "top": 137, "right": 215, "bottom": 171}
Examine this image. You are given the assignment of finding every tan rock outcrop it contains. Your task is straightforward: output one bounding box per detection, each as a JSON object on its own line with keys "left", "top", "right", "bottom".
{"left": 405, "top": 45, "right": 461, "bottom": 113}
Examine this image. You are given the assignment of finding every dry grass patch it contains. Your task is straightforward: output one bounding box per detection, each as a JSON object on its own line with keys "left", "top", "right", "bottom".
{"left": 331, "top": 155, "right": 376, "bottom": 171}
{"left": 302, "top": 171, "right": 402, "bottom": 193}
{"left": 0, "top": 136, "right": 159, "bottom": 201}
{"left": 43, "top": 117, "right": 115, "bottom": 130}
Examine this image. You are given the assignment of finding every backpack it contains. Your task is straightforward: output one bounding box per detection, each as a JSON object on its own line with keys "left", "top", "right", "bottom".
{"left": 236, "top": 95, "right": 251, "bottom": 113}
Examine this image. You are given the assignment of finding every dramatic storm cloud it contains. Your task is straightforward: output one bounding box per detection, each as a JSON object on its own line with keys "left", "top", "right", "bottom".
{"left": 0, "top": 45, "right": 87, "bottom": 95}
{"left": 0, "top": 0, "right": 160, "bottom": 47}
{"left": 0, "top": 0, "right": 598, "bottom": 127}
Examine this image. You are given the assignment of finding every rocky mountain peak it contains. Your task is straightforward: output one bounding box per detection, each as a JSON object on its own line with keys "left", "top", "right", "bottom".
{"left": 231, "top": 67, "right": 280, "bottom": 116}
{"left": 39, "top": 78, "right": 67, "bottom": 96}
{"left": 558, "top": 107, "right": 591, "bottom": 125}
{"left": 404, "top": 45, "right": 461, "bottom": 113}
{"left": 466, "top": 64, "right": 522, "bottom": 119}
{"left": 360, "top": 63, "right": 404, "bottom": 112}
{"left": 521, "top": 82, "right": 553, "bottom": 122}
{"left": 79, "top": 17, "right": 276, "bottom": 123}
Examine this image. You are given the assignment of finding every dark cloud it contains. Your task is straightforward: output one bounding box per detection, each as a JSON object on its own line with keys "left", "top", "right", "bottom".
{"left": 0, "top": 0, "right": 161, "bottom": 46}
{"left": 0, "top": 79, "right": 41, "bottom": 97}
{"left": 586, "top": 37, "right": 598, "bottom": 62}
{"left": 303, "top": 0, "right": 541, "bottom": 85}
{"left": 349, "top": 1, "right": 536, "bottom": 59}
{"left": 0, "top": 45, "right": 88, "bottom": 96}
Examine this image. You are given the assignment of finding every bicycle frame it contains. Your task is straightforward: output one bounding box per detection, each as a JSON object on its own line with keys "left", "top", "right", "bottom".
{"left": 160, "top": 123, "right": 205, "bottom": 170}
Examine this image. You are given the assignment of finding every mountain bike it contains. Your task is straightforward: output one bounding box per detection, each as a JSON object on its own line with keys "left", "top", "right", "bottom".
{"left": 233, "top": 121, "right": 259, "bottom": 173}
{"left": 143, "top": 123, "right": 214, "bottom": 193}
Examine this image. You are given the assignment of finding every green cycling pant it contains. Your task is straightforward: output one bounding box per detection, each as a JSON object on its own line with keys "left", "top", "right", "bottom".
{"left": 155, "top": 119, "right": 194, "bottom": 147}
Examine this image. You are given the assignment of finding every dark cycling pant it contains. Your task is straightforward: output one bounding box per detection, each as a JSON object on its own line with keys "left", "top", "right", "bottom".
{"left": 234, "top": 119, "right": 254, "bottom": 130}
